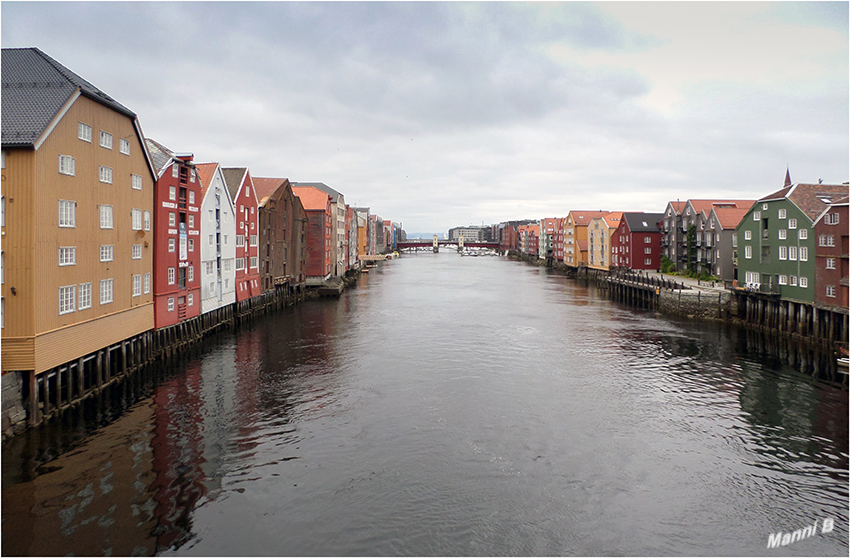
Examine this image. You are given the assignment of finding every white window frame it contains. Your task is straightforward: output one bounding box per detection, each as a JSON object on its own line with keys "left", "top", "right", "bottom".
{"left": 826, "top": 258, "right": 836, "bottom": 270}
{"left": 144, "top": 210, "right": 151, "bottom": 231}
{"left": 188, "top": 239, "right": 194, "bottom": 252}
{"left": 778, "top": 208, "right": 786, "bottom": 219}
{"left": 788, "top": 218, "right": 797, "bottom": 230}
{"left": 99, "top": 166, "right": 113, "bottom": 184}
{"left": 778, "top": 230, "right": 786, "bottom": 240}
{"left": 778, "top": 246, "right": 787, "bottom": 260}
{"left": 131, "top": 174, "right": 143, "bottom": 190}
{"left": 59, "top": 285, "right": 76, "bottom": 315}
{"left": 799, "top": 229, "right": 807, "bottom": 240}
{"left": 100, "top": 205, "right": 113, "bottom": 229}
{"left": 169, "top": 185, "right": 177, "bottom": 201}
{"left": 826, "top": 285, "right": 837, "bottom": 298}
{"left": 799, "top": 276, "right": 808, "bottom": 288}
{"left": 99, "top": 130, "right": 113, "bottom": 149}
{"left": 189, "top": 191, "right": 195, "bottom": 204}
{"left": 188, "top": 293, "right": 194, "bottom": 306}
{"left": 789, "top": 246, "right": 797, "bottom": 261}
{"left": 236, "top": 257, "right": 246, "bottom": 271}
{"left": 167, "top": 297, "right": 175, "bottom": 312}
{"left": 78, "top": 282, "right": 92, "bottom": 310}
{"left": 168, "top": 238, "right": 176, "bottom": 252}
{"left": 143, "top": 273, "right": 151, "bottom": 294}
{"left": 78, "top": 122, "right": 92, "bottom": 142}
{"left": 744, "top": 230, "right": 752, "bottom": 240}
{"left": 188, "top": 265, "right": 194, "bottom": 282}
{"left": 236, "top": 235, "right": 245, "bottom": 247}
{"left": 132, "top": 208, "right": 143, "bottom": 230}
{"left": 753, "top": 211, "right": 761, "bottom": 221}
{"left": 59, "top": 246, "right": 76, "bottom": 266}
{"left": 100, "top": 278, "right": 113, "bottom": 305}
{"left": 132, "top": 274, "right": 142, "bottom": 297}
{"left": 132, "top": 244, "right": 142, "bottom": 259}
{"left": 778, "top": 275, "right": 788, "bottom": 285}
{"left": 100, "top": 245, "right": 114, "bottom": 262}
{"left": 59, "top": 155, "right": 75, "bottom": 176}
{"left": 744, "top": 245, "right": 752, "bottom": 259}
{"left": 250, "top": 256, "right": 258, "bottom": 269}
{"left": 799, "top": 247, "right": 807, "bottom": 261}
{"left": 169, "top": 212, "right": 176, "bottom": 227}
{"left": 168, "top": 267, "right": 175, "bottom": 285}
{"left": 119, "top": 138, "right": 131, "bottom": 155}
{"left": 59, "top": 200, "right": 76, "bottom": 227}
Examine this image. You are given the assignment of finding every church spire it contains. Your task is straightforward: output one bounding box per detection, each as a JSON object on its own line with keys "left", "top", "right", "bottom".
{"left": 784, "top": 167, "right": 792, "bottom": 187}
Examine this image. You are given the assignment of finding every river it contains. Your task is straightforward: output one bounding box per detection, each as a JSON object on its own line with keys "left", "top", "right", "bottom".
{"left": 2, "top": 252, "right": 848, "bottom": 556}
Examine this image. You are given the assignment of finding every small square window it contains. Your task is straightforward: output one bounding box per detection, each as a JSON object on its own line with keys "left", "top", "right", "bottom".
{"left": 100, "top": 245, "right": 114, "bottom": 262}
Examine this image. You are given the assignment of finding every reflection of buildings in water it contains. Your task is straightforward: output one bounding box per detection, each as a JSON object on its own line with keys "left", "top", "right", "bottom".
{"left": 1, "top": 401, "right": 159, "bottom": 557}
{"left": 150, "top": 359, "right": 208, "bottom": 551}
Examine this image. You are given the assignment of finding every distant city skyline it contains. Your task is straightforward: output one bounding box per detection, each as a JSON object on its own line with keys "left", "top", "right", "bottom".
{"left": 3, "top": 1, "right": 847, "bottom": 231}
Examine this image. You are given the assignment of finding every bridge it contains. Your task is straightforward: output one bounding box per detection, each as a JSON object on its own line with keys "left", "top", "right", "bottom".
{"left": 397, "top": 239, "right": 501, "bottom": 250}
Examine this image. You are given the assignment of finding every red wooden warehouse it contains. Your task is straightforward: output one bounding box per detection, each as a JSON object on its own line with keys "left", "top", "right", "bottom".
{"left": 145, "top": 139, "right": 202, "bottom": 328}
{"left": 222, "top": 167, "right": 262, "bottom": 301}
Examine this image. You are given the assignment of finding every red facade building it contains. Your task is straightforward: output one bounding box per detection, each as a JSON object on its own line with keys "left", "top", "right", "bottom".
{"left": 145, "top": 139, "right": 202, "bottom": 328}
{"left": 611, "top": 213, "right": 664, "bottom": 271}
{"left": 292, "top": 186, "right": 332, "bottom": 282}
{"left": 222, "top": 168, "right": 261, "bottom": 301}
{"left": 813, "top": 197, "right": 848, "bottom": 310}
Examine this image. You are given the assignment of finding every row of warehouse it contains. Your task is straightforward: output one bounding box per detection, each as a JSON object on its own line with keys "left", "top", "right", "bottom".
{"left": 0, "top": 47, "right": 404, "bottom": 431}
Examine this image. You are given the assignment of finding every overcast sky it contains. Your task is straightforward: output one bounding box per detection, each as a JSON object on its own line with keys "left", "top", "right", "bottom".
{"left": 3, "top": 2, "right": 848, "bottom": 233}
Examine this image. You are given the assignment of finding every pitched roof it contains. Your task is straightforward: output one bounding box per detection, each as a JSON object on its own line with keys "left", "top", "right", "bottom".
{"left": 760, "top": 183, "right": 849, "bottom": 221}
{"left": 144, "top": 138, "right": 175, "bottom": 177}
{"left": 221, "top": 167, "right": 247, "bottom": 199}
{"left": 688, "top": 199, "right": 756, "bottom": 217}
{"left": 709, "top": 206, "right": 751, "bottom": 230}
{"left": 291, "top": 182, "right": 342, "bottom": 203}
{"left": 2, "top": 47, "right": 135, "bottom": 147}
{"left": 253, "top": 177, "right": 289, "bottom": 207}
{"left": 602, "top": 211, "right": 623, "bottom": 228}
{"left": 569, "top": 210, "right": 609, "bottom": 225}
{"left": 623, "top": 212, "right": 664, "bottom": 232}
{"left": 292, "top": 185, "right": 332, "bottom": 211}
{"left": 194, "top": 163, "right": 219, "bottom": 198}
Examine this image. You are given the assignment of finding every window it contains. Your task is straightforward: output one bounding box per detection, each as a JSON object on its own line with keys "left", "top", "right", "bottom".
{"left": 100, "top": 279, "right": 113, "bottom": 304}
{"left": 745, "top": 246, "right": 752, "bottom": 259}
{"left": 100, "top": 245, "right": 114, "bottom": 262}
{"left": 189, "top": 191, "right": 195, "bottom": 205}
{"left": 99, "top": 166, "right": 113, "bottom": 184}
{"left": 788, "top": 218, "right": 797, "bottom": 229}
{"left": 789, "top": 246, "right": 797, "bottom": 261}
{"left": 168, "top": 297, "right": 175, "bottom": 312}
{"left": 59, "top": 200, "right": 77, "bottom": 227}
{"left": 120, "top": 138, "right": 130, "bottom": 155}
{"left": 132, "top": 244, "right": 142, "bottom": 259}
{"left": 144, "top": 211, "right": 151, "bottom": 231}
{"left": 168, "top": 238, "right": 176, "bottom": 252}
{"left": 168, "top": 267, "right": 175, "bottom": 285}
{"left": 188, "top": 239, "right": 194, "bottom": 252}
{"left": 188, "top": 265, "right": 194, "bottom": 282}
{"left": 799, "top": 247, "right": 807, "bottom": 261}
{"left": 250, "top": 256, "right": 258, "bottom": 269}
{"left": 78, "top": 122, "right": 92, "bottom": 142}
{"left": 132, "top": 208, "right": 143, "bottom": 230}
{"left": 132, "top": 274, "right": 142, "bottom": 297}
{"left": 250, "top": 234, "right": 258, "bottom": 247}
{"left": 209, "top": 282, "right": 216, "bottom": 296}
{"left": 744, "top": 230, "right": 752, "bottom": 240}
{"left": 190, "top": 171, "right": 195, "bottom": 183}
{"left": 826, "top": 258, "right": 836, "bottom": 270}
{"left": 1, "top": 196, "right": 4, "bottom": 227}
{"left": 236, "top": 258, "right": 245, "bottom": 270}
{"left": 800, "top": 277, "right": 808, "bottom": 288}
{"left": 132, "top": 174, "right": 142, "bottom": 190}
{"left": 753, "top": 211, "right": 760, "bottom": 221}
{"left": 169, "top": 212, "right": 176, "bottom": 227}
{"left": 100, "top": 205, "right": 113, "bottom": 229}
{"left": 819, "top": 235, "right": 836, "bottom": 247}
{"left": 59, "top": 155, "right": 75, "bottom": 176}
{"left": 778, "top": 275, "right": 788, "bottom": 285}
{"left": 79, "top": 282, "right": 92, "bottom": 310}
{"left": 789, "top": 276, "right": 798, "bottom": 286}
{"left": 188, "top": 293, "right": 194, "bottom": 306}
{"left": 644, "top": 247, "right": 651, "bottom": 254}
{"left": 645, "top": 258, "right": 651, "bottom": 266}
{"left": 209, "top": 209, "right": 214, "bottom": 222}
{"left": 778, "top": 230, "right": 786, "bottom": 240}
{"left": 825, "top": 213, "right": 840, "bottom": 225}
{"left": 236, "top": 235, "right": 245, "bottom": 247}
{"left": 224, "top": 259, "right": 232, "bottom": 272}
{"left": 209, "top": 234, "right": 214, "bottom": 246}
{"left": 799, "top": 229, "right": 807, "bottom": 240}
{"left": 778, "top": 246, "right": 787, "bottom": 260}
{"left": 169, "top": 185, "right": 176, "bottom": 201}
{"left": 59, "top": 285, "right": 76, "bottom": 315}
{"left": 172, "top": 163, "right": 179, "bottom": 178}
{"left": 143, "top": 273, "right": 151, "bottom": 294}
{"left": 59, "top": 246, "right": 76, "bottom": 266}
{"left": 826, "top": 285, "right": 837, "bottom": 298}
{"left": 188, "top": 215, "right": 194, "bottom": 228}
{"left": 778, "top": 208, "right": 786, "bottom": 219}
{"left": 100, "top": 131, "right": 113, "bottom": 149}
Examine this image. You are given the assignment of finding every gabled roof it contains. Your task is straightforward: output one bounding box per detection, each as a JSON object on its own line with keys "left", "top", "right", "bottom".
{"left": 602, "top": 211, "right": 623, "bottom": 228}
{"left": 145, "top": 139, "right": 173, "bottom": 176}
{"left": 291, "top": 182, "right": 343, "bottom": 204}
{"left": 2, "top": 47, "right": 136, "bottom": 147}
{"left": 708, "top": 206, "right": 751, "bottom": 230}
{"left": 687, "top": 199, "right": 756, "bottom": 217}
{"left": 760, "top": 183, "right": 849, "bottom": 221}
{"left": 665, "top": 201, "right": 687, "bottom": 216}
{"left": 812, "top": 195, "right": 850, "bottom": 226}
{"left": 623, "top": 212, "right": 664, "bottom": 233}
{"left": 253, "top": 177, "right": 290, "bottom": 207}
{"left": 292, "top": 185, "right": 332, "bottom": 211}
{"left": 194, "top": 163, "right": 219, "bottom": 199}
{"left": 568, "top": 210, "right": 609, "bottom": 225}
{"left": 222, "top": 167, "right": 248, "bottom": 200}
